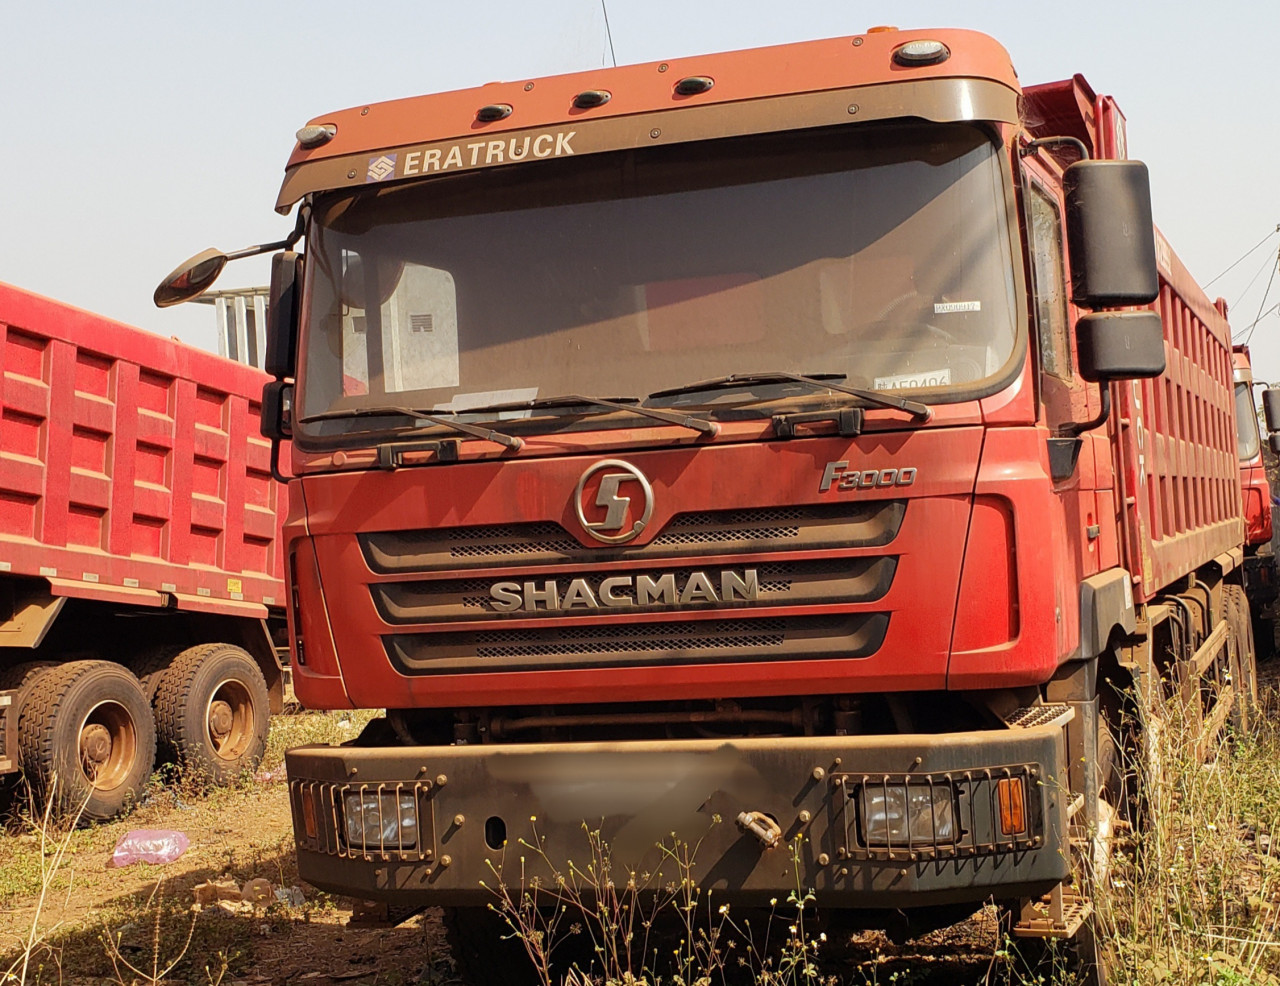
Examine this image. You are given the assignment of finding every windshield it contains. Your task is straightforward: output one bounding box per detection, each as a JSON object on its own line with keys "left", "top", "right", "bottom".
{"left": 1237, "top": 382, "right": 1261, "bottom": 461}
{"left": 298, "top": 121, "right": 1019, "bottom": 437}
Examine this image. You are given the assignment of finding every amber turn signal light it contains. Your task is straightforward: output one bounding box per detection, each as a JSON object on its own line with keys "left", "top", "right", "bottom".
{"left": 996, "top": 777, "right": 1027, "bottom": 836}
{"left": 301, "top": 791, "right": 319, "bottom": 840}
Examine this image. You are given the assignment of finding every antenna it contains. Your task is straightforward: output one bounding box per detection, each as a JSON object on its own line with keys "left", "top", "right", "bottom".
{"left": 601, "top": 0, "right": 617, "bottom": 67}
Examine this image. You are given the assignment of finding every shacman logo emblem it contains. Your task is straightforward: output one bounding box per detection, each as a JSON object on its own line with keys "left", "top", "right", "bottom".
{"left": 574, "top": 460, "right": 654, "bottom": 545}
{"left": 365, "top": 154, "right": 397, "bottom": 183}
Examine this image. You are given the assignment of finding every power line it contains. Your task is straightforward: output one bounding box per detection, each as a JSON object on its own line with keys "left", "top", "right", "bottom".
{"left": 1239, "top": 302, "right": 1278, "bottom": 346}
{"left": 1230, "top": 249, "right": 1277, "bottom": 310}
{"left": 1206, "top": 224, "right": 1280, "bottom": 288}
{"left": 1239, "top": 247, "right": 1280, "bottom": 345}
{"left": 600, "top": 0, "right": 617, "bottom": 67}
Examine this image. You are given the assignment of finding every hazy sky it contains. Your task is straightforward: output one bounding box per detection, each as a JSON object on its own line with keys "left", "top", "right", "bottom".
{"left": 3, "top": 1, "right": 1279, "bottom": 377}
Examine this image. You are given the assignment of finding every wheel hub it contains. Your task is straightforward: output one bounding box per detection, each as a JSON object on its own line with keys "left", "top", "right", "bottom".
{"left": 80, "top": 722, "right": 112, "bottom": 775}
{"left": 208, "top": 700, "right": 233, "bottom": 740}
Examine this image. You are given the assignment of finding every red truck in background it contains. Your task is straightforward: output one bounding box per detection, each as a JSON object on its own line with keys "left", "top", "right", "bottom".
{"left": 0, "top": 283, "right": 287, "bottom": 818}
{"left": 158, "top": 26, "right": 1258, "bottom": 980}
{"left": 1235, "top": 344, "right": 1277, "bottom": 657}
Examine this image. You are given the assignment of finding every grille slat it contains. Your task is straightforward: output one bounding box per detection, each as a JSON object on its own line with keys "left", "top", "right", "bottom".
{"left": 372, "top": 556, "right": 897, "bottom": 625}
{"left": 386, "top": 613, "right": 889, "bottom": 674}
{"left": 360, "top": 501, "right": 906, "bottom": 574}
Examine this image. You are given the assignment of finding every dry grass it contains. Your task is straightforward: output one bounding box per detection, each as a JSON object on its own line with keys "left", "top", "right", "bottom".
{"left": 1087, "top": 683, "right": 1280, "bottom": 985}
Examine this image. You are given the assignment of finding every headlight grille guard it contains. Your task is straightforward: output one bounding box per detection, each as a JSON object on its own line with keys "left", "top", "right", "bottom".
{"left": 290, "top": 779, "right": 437, "bottom": 862}
{"left": 839, "top": 764, "right": 1045, "bottom": 862}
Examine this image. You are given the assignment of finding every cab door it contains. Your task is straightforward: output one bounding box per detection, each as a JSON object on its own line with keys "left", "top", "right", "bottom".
{"left": 1021, "top": 152, "right": 1110, "bottom": 582}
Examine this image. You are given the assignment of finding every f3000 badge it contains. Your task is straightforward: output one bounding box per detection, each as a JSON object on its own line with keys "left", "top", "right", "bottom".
{"left": 820, "top": 461, "right": 917, "bottom": 493}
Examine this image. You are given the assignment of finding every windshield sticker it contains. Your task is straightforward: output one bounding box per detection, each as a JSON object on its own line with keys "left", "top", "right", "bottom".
{"left": 874, "top": 368, "right": 951, "bottom": 390}
{"left": 440, "top": 388, "right": 540, "bottom": 419}
{"left": 366, "top": 154, "right": 397, "bottom": 183}
{"left": 933, "top": 300, "right": 981, "bottom": 313}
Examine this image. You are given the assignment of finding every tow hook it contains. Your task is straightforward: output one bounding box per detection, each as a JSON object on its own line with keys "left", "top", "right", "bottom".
{"left": 736, "top": 811, "right": 782, "bottom": 849}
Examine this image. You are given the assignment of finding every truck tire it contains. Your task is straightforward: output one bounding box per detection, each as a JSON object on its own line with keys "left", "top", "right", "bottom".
{"left": 152, "top": 643, "right": 270, "bottom": 786}
{"left": 443, "top": 906, "right": 539, "bottom": 985}
{"left": 130, "top": 643, "right": 183, "bottom": 703}
{"left": 17, "top": 660, "right": 156, "bottom": 821}
{"left": 1223, "top": 585, "right": 1259, "bottom": 732}
{"left": 0, "top": 661, "right": 56, "bottom": 703}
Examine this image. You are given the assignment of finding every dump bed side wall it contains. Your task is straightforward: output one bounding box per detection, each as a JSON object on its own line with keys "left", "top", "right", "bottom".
{"left": 1115, "top": 233, "right": 1242, "bottom": 602}
{"left": 0, "top": 282, "right": 285, "bottom": 613}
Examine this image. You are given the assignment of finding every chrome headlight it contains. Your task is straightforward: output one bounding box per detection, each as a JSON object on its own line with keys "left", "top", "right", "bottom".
{"left": 343, "top": 791, "right": 418, "bottom": 848}
{"left": 859, "top": 781, "right": 957, "bottom": 846}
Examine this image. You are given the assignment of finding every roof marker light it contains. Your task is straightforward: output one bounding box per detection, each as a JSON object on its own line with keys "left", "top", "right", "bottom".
{"left": 893, "top": 40, "right": 950, "bottom": 66}
{"left": 573, "top": 89, "right": 611, "bottom": 109}
{"left": 476, "top": 103, "right": 512, "bottom": 123}
{"left": 673, "top": 76, "right": 714, "bottom": 96}
{"left": 295, "top": 125, "right": 336, "bottom": 148}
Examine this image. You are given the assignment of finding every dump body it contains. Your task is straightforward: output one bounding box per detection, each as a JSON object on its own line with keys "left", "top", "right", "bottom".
{"left": 272, "top": 29, "right": 1249, "bottom": 936}
{"left": 0, "top": 282, "right": 287, "bottom": 810}
{"left": 0, "top": 282, "right": 285, "bottom": 612}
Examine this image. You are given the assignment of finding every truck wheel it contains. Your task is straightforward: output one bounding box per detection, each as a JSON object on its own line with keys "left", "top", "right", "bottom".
{"left": 443, "top": 906, "right": 538, "bottom": 985}
{"left": 130, "top": 643, "right": 183, "bottom": 703}
{"left": 1223, "top": 585, "right": 1259, "bottom": 732}
{"left": 17, "top": 660, "right": 156, "bottom": 821}
{"left": 0, "top": 661, "right": 56, "bottom": 703}
{"left": 152, "top": 643, "right": 269, "bottom": 786}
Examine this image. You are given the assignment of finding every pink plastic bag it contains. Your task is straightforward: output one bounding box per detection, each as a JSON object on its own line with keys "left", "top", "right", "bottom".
{"left": 111, "top": 829, "right": 190, "bottom": 866}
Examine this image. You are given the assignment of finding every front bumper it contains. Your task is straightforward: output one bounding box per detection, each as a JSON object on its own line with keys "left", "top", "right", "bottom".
{"left": 286, "top": 724, "right": 1069, "bottom": 908}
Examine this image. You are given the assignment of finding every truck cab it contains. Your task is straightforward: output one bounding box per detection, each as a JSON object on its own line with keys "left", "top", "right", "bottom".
{"left": 1235, "top": 344, "right": 1276, "bottom": 654}
{"left": 155, "top": 26, "right": 1253, "bottom": 975}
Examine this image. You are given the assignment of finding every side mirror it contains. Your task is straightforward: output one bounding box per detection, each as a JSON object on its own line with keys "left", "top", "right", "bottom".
{"left": 1264, "top": 389, "right": 1280, "bottom": 434}
{"left": 265, "top": 252, "right": 303, "bottom": 379}
{"left": 1270, "top": 433, "right": 1280, "bottom": 456}
{"left": 261, "top": 381, "right": 293, "bottom": 441}
{"left": 1063, "top": 160, "right": 1159, "bottom": 309}
{"left": 153, "top": 248, "right": 228, "bottom": 308}
{"left": 1076, "top": 310, "right": 1165, "bottom": 382}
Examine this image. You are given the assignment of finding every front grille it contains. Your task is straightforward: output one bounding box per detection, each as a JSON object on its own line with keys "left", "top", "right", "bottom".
{"left": 360, "top": 501, "right": 906, "bottom": 573}
{"left": 371, "top": 556, "right": 897, "bottom": 625}
{"left": 387, "top": 613, "right": 889, "bottom": 674}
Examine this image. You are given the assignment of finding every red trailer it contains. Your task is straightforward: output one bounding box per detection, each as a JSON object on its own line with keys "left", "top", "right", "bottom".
{"left": 0, "top": 282, "right": 287, "bottom": 818}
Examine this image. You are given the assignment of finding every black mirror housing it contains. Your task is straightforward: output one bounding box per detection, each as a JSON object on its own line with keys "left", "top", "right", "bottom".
{"left": 1270, "top": 433, "right": 1280, "bottom": 456}
{"left": 153, "top": 248, "right": 228, "bottom": 308}
{"left": 1263, "top": 389, "right": 1280, "bottom": 434}
{"left": 1076, "top": 310, "right": 1165, "bottom": 382}
{"left": 261, "top": 380, "right": 293, "bottom": 440}
{"left": 1063, "top": 160, "right": 1159, "bottom": 309}
{"left": 265, "top": 252, "right": 302, "bottom": 379}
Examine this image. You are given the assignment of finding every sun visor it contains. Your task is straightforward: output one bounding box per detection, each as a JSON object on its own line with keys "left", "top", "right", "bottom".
{"left": 276, "top": 78, "right": 1019, "bottom": 213}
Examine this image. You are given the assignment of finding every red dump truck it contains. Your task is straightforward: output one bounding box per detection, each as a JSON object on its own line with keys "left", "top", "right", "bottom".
{"left": 1235, "top": 345, "right": 1276, "bottom": 657}
{"left": 0, "top": 283, "right": 287, "bottom": 819}
{"left": 158, "top": 26, "right": 1256, "bottom": 979}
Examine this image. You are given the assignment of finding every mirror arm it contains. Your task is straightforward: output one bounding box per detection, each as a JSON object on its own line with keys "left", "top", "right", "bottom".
{"left": 1061, "top": 385, "right": 1112, "bottom": 438}
{"left": 269, "top": 438, "right": 290, "bottom": 485}
{"left": 1021, "top": 136, "right": 1091, "bottom": 162}
{"left": 226, "top": 205, "right": 308, "bottom": 261}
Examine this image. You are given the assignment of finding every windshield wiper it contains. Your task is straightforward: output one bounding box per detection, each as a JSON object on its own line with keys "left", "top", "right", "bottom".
{"left": 298, "top": 404, "right": 524, "bottom": 449}
{"left": 456, "top": 394, "right": 718, "bottom": 436}
{"left": 648, "top": 372, "right": 931, "bottom": 421}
